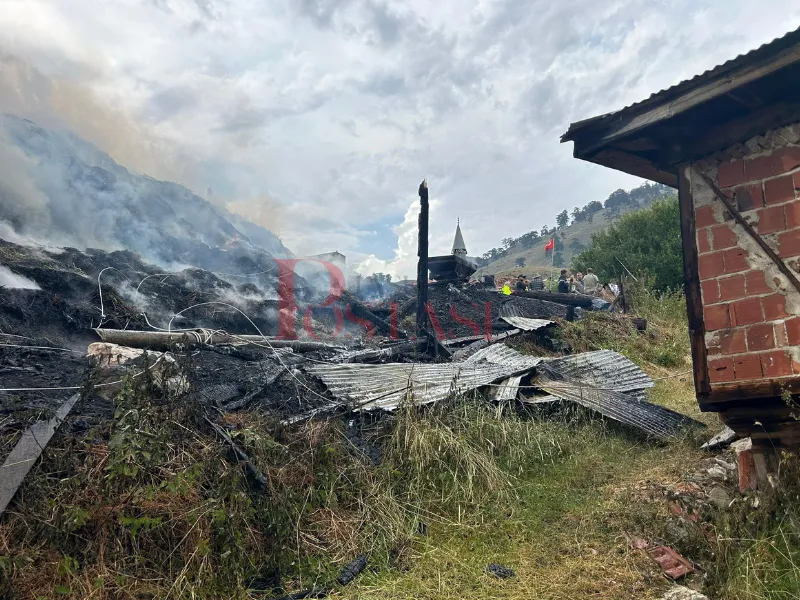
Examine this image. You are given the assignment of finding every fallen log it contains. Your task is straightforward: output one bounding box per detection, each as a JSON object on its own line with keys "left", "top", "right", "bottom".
{"left": 92, "top": 329, "right": 338, "bottom": 352}
{"left": 512, "top": 290, "right": 593, "bottom": 308}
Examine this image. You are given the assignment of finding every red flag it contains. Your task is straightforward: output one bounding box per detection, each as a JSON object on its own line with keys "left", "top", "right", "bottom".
{"left": 544, "top": 238, "right": 555, "bottom": 252}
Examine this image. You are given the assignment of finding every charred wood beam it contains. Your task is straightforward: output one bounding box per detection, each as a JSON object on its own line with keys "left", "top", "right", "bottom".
{"left": 512, "top": 290, "right": 594, "bottom": 308}
{"left": 92, "top": 329, "right": 338, "bottom": 352}
{"left": 339, "top": 291, "right": 406, "bottom": 339}
{"left": 416, "top": 180, "right": 430, "bottom": 338}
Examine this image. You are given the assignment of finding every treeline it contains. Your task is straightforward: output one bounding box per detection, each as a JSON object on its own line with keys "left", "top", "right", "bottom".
{"left": 573, "top": 197, "right": 682, "bottom": 292}
{"left": 477, "top": 182, "right": 671, "bottom": 266}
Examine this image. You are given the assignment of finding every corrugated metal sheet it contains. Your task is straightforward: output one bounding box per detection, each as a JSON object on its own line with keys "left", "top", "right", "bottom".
{"left": 500, "top": 316, "right": 554, "bottom": 331}
{"left": 305, "top": 343, "right": 541, "bottom": 411}
{"left": 490, "top": 376, "right": 523, "bottom": 401}
{"left": 536, "top": 373, "right": 700, "bottom": 440}
{"left": 464, "top": 343, "right": 543, "bottom": 371}
{"left": 543, "top": 350, "right": 653, "bottom": 399}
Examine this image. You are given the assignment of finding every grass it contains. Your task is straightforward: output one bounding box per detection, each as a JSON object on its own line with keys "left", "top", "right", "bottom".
{"left": 1, "top": 292, "right": 799, "bottom": 599}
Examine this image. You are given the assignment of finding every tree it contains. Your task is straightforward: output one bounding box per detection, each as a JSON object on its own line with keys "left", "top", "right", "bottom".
{"left": 569, "top": 239, "right": 586, "bottom": 253}
{"left": 515, "top": 257, "right": 526, "bottom": 268}
{"left": 552, "top": 252, "right": 565, "bottom": 267}
{"left": 572, "top": 197, "right": 682, "bottom": 291}
{"left": 571, "top": 207, "right": 583, "bottom": 224}
{"left": 604, "top": 188, "right": 631, "bottom": 210}
{"left": 502, "top": 237, "right": 515, "bottom": 250}
{"left": 540, "top": 225, "right": 550, "bottom": 237}
{"left": 556, "top": 210, "right": 569, "bottom": 228}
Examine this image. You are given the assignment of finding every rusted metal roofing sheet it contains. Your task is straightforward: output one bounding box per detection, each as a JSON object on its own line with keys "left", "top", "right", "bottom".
{"left": 543, "top": 350, "right": 654, "bottom": 399}
{"left": 305, "top": 344, "right": 541, "bottom": 411}
{"left": 536, "top": 370, "right": 700, "bottom": 439}
{"left": 500, "top": 316, "right": 554, "bottom": 331}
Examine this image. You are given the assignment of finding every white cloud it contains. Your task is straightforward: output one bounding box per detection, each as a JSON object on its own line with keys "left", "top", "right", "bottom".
{"left": 0, "top": 0, "right": 799, "bottom": 270}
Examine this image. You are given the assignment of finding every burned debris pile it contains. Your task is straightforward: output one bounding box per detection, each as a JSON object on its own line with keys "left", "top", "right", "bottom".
{"left": 0, "top": 239, "right": 706, "bottom": 597}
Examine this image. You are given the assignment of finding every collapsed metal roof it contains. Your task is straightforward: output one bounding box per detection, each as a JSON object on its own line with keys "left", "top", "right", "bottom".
{"left": 543, "top": 350, "right": 654, "bottom": 400}
{"left": 304, "top": 344, "right": 540, "bottom": 412}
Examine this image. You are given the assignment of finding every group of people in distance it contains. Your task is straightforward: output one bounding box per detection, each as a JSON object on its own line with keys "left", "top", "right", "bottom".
{"left": 496, "top": 267, "right": 615, "bottom": 300}
{"left": 556, "top": 268, "right": 599, "bottom": 295}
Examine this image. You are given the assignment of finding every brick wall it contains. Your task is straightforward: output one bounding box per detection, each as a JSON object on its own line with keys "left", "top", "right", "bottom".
{"left": 689, "top": 124, "right": 800, "bottom": 385}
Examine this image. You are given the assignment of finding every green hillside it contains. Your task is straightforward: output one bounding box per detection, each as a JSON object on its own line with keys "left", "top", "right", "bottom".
{"left": 474, "top": 182, "right": 673, "bottom": 278}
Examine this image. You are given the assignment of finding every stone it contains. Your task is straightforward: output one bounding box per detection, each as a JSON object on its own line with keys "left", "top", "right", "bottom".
{"left": 661, "top": 585, "right": 709, "bottom": 600}
{"left": 706, "top": 465, "right": 728, "bottom": 481}
{"left": 709, "top": 486, "right": 732, "bottom": 509}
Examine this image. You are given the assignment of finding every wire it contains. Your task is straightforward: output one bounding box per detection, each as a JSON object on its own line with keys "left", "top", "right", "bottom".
{"left": 163, "top": 301, "right": 335, "bottom": 404}
{"left": 0, "top": 355, "right": 168, "bottom": 393}
{"left": 97, "top": 266, "right": 121, "bottom": 321}
{"left": 0, "top": 343, "right": 83, "bottom": 354}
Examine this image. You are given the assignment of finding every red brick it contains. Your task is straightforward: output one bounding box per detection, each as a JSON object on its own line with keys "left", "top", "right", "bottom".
{"left": 788, "top": 317, "right": 800, "bottom": 345}
{"left": 695, "top": 205, "right": 719, "bottom": 228}
{"left": 771, "top": 146, "right": 800, "bottom": 175}
{"left": 711, "top": 223, "right": 738, "bottom": 249}
{"left": 745, "top": 270, "right": 772, "bottom": 295}
{"left": 718, "top": 274, "right": 746, "bottom": 300}
{"left": 764, "top": 174, "right": 796, "bottom": 206}
{"left": 758, "top": 205, "right": 786, "bottom": 234}
{"left": 747, "top": 323, "right": 775, "bottom": 351}
{"left": 745, "top": 156, "right": 773, "bottom": 182}
{"left": 734, "top": 354, "right": 764, "bottom": 380}
{"left": 709, "top": 357, "right": 735, "bottom": 383}
{"left": 697, "top": 229, "right": 711, "bottom": 254}
{"left": 701, "top": 279, "right": 720, "bottom": 304}
{"left": 775, "top": 323, "right": 788, "bottom": 347}
{"left": 778, "top": 230, "right": 800, "bottom": 258}
{"left": 723, "top": 247, "right": 749, "bottom": 273}
{"left": 762, "top": 294, "right": 789, "bottom": 321}
{"left": 718, "top": 328, "right": 747, "bottom": 354}
{"left": 786, "top": 201, "right": 800, "bottom": 229}
{"left": 735, "top": 184, "right": 764, "bottom": 212}
{"left": 704, "top": 303, "right": 731, "bottom": 331}
{"left": 731, "top": 297, "right": 763, "bottom": 326}
{"left": 699, "top": 251, "right": 725, "bottom": 279}
{"left": 718, "top": 160, "right": 745, "bottom": 188}
{"left": 761, "top": 350, "right": 793, "bottom": 378}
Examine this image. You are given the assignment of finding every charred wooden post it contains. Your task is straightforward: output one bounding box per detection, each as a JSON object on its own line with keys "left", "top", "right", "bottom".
{"left": 416, "top": 180, "right": 429, "bottom": 337}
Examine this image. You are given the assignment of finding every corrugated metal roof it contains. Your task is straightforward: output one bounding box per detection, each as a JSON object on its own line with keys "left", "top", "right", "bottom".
{"left": 536, "top": 374, "right": 700, "bottom": 440}
{"left": 305, "top": 343, "right": 541, "bottom": 411}
{"left": 543, "top": 350, "right": 653, "bottom": 399}
{"left": 562, "top": 26, "right": 800, "bottom": 140}
{"left": 464, "top": 343, "right": 543, "bottom": 371}
{"left": 500, "top": 316, "right": 555, "bottom": 331}
{"left": 490, "top": 376, "right": 523, "bottom": 401}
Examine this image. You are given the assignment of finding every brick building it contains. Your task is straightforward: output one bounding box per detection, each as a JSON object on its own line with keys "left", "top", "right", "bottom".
{"left": 562, "top": 28, "right": 800, "bottom": 451}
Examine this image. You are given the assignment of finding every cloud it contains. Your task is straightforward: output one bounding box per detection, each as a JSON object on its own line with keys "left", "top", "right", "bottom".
{"left": 0, "top": 0, "right": 798, "bottom": 273}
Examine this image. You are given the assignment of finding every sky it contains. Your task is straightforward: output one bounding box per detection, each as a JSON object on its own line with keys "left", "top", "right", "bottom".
{"left": 1, "top": 0, "right": 799, "bottom": 280}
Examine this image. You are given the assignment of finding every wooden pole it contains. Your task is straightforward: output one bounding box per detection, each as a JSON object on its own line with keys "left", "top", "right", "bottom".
{"left": 416, "top": 180, "right": 429, "bottom": 338}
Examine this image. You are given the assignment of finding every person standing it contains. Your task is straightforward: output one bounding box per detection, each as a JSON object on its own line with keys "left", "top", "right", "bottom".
{"left": 515, "top": 275, "right": 527, "bottom": 292}
{"left": 583, "top": 268, "right": 599, "bottom": 294}
{"left": 557, "top": 269, "right": 569, "bottom": 293}
{"left": 574, "top": 272, "right": 585, "bottom": 294}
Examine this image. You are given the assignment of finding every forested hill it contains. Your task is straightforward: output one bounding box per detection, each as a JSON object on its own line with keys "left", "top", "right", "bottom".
{"left": 474, "top": 182, "right": 673, "bottom": 276}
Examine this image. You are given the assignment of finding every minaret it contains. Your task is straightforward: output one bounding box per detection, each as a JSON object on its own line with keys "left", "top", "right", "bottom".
{"left": 452, "top": 218, "right": 467, "bottom": 257}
